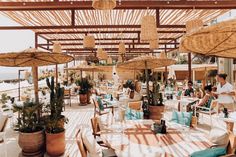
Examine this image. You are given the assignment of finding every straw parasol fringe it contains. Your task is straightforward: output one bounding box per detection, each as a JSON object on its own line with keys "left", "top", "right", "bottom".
{"left": 118, "top": 42, "right": 126, "bottom": 54}
{"left": 149, "top": 39, "right": 159, "bottom": 50}
{"left": 186, "top": 19, "right": 204, "bottom": 34}
{"left": 118, "top": 55, "right": 123, "bottom": 63}
{"left": 180, "top": 19, "right": 236, "bottom": 58}
{"left": 140, "top": 15, "right": 158, "bottom": 41}
{"left": 92, "top": 0, "right": 116, "bottom": 10}
{"left": 83, "top": 35, "right": 95, "bottom": 48}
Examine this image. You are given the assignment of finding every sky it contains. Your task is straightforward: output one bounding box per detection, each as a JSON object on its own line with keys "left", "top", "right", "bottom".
{"left": 0, "top": 10, "right": 235, "bottom": 80}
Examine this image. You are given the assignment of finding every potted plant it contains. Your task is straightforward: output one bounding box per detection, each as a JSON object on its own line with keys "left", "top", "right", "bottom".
{"left": 145, "top": 74, "right": 165, "bottom": 120}
{"left": 124, "top": 80, "right": 135, "bottom": 99}
{"left": 45, "top": 77, "right": 68, "bottom": 156}
{"left": 76, "top": 78, "right": 93, "bottom": 105}
{"left": 13, "top": 101, "right": 45, "bottom": 156}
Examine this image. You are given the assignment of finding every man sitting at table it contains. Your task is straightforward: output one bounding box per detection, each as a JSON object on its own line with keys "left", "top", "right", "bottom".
{"left": 196, "top": 85, "right": 215, "bottom": 108}
{"left": 184, "top": 81, "right": 195, "bottom": 97}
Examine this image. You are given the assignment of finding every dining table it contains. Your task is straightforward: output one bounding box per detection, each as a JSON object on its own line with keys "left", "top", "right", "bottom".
{"left": 100, "top": 119, "right": 213, "bottom": 157}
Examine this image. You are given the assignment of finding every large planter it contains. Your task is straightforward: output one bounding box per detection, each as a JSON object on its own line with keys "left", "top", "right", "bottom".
{"left": 87, "top": 91, "right": 92, "bottom": 104}
{"left": 46, "top": 130, "right": 65, "bottom": 156}
{"left": 79, "top": 94, "right": 87, "bottom": 105}
{"left": 18, "top": 129, "right": 45, "bottom": 156}
{"left": 149, "top": 105, "right": 165, "bottom": 120}
{"left": 129, "top": 90, "right": 135, "bottom": 99}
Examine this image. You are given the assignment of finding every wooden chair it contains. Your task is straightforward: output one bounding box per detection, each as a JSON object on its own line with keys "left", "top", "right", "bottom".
{"left": 91, "top": 117, "right": 105, "bottom": 145}
{"left": 64, "top": 89, "right": 71, "bottom": 107}
{"left": 75, "top": 129, "right": 87, "bottom": 157}
{"left": 92, "top": 98, "right": 112, "bottom": 117}
{"left": 194, "top": 100, "right": 218, "bottom": 126}
{"left": 128, "top": 101, "right": 142, "bottom": 111}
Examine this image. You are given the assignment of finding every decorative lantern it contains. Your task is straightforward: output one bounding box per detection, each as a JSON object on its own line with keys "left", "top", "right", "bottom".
{"left": 118, "top": 55, "right": 122, "bottom": 63}
{"left": 83, "top": 35, "right": 95, "bottom": 48}
{"left": 97, "top": 48, "right": 108, "bottom": 60}
{"left": 140, "top": 15, "right": 158, "bottom": 41}
{"left": 107, "top": 56, "right": 113, "bottom": 64}
{"left": 92, "top": 0, "right": 116, "bottom": 10}
{"left": 149, "top": 40, "right": 159, "bottom": 50}
{"left": 53, "top": 41, "right": 62, "bottom": 53}
{"left": 118, "top": 42, "right": 126, "bottom": 54}
{"left": 186, "top": 19, "right": 203, "bottom": 34}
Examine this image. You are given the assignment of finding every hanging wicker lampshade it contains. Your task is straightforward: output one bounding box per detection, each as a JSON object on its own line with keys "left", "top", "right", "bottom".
{"left": 107, "top": 56, "right": 113, "bottom": 64}
{"left": 97, "top": 48, "right": 108, "bottom": 60}
{"left": 118, "top": 55, "right": 122, "bottom": 63}
{"left": 186, "top": 19, "right": 203, "bottom": 34}
{"left": 140, "top": 15, "right": 158, "bottom": 41}
{"left": 118, "top": 42, "right": 126, "bottom": 54}
{"left": 149, "top": 40, "right": 159, "bottom": 50}
{"left": 92, "top": 0, "right": 116, "bottom": 10}
{"left": 83, "top": 35, "right": 95, "bottom": 48}
{"left": 53, "top": 41, "right": 62, "bottom": 53}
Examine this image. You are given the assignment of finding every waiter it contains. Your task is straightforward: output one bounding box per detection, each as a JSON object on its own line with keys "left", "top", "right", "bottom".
{"left": 214, "top": 73, "right": 235, "bottom": 112}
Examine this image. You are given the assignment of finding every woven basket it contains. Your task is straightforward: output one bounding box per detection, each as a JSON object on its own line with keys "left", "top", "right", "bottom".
{"left": 140, "top": 15, "right": 158, "bottom": 41}
{"left": 186, "top": 19, "right": 203, "bottom": 34}
{"left": 107, "top": 56, "right": 113, "bottom": 64}
{"left": 53, "top": 42, "right": 62, "bottom": 53}
{"left": 92, "top": 0, "right": 116, "bottom": 10}
{"left": 118, "top": 55, "right": 123, "bottom": 63}
{"left": 118, "top": 42, "right": 126, "bottom": 54}
{"left": 83, "top": 35, "right": 95, "bottom": 49}
{"left": 149, "top": 40, "right": 159, "bottom": 50}
{"left": 97, "top": 48, "right": 108, "bottom": 60}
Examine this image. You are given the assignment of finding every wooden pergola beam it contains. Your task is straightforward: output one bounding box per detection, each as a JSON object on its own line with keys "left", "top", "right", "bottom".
{"left": 0, "top": 25, "right": 186, "bottom": 30}
{"left": 0, "top": 1, "right": 235, "bottom": 11}
{"left": 47, "top": 38, "right": 176, "bottom": 41}
{"left": 38, "top": 42, "right": 179, "bottom": 46}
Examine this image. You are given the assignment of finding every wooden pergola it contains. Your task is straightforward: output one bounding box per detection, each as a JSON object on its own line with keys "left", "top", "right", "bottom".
{"left": 0, "top": 0, "right": 234, "bottom": 80}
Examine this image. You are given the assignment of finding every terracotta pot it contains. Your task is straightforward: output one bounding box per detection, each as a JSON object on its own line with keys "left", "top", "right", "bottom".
{"left": 18, "top": 130, "right": 45, "bottom": 156}
{"left": 149, "top": 105, "right": 165, "bottom": 120}
{"left": 79, "top": 94, "right": 87, "bottom": 105}
{"left": 87, "top": 91, "right": 91, "bottom": 104}
{"left": 46, "top": 130, "right": 65, "bottom": 156}
{"left": 129, "top": 90, "right": 135, "bottom": 99}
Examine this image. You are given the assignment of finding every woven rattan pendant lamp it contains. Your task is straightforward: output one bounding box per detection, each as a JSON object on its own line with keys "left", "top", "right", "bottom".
{"left": 107, "top": 56, "right": 113, "bottom": 64}
{"left": 53, "top": 41, "right": 62, "bottom": 53}
{"left": 140, "top": 15, "right": 158, "bottom": 42}
{"left": 149, "top": 39, "right": 159, "bottom": 50}
{"left": 92, "top": 0, "right": 116, "bottom": 10}
{"left": 186, "top": 19, "right": 203, "bottom": 34}
{"left": 83, "top": 35, "right": 95, "bottom": 48}
{"left": 118, "top": 42, "right": 126, "bottom": 54}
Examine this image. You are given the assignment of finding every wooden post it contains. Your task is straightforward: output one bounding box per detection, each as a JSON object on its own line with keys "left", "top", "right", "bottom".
{"left": 145, "top": 61, "right": 149, "bottom": 105}
{"left": 55, "top": 64, "right": 58, "bottom": 85}
{"left": 34, "top": 33, "right": 39, "bottom": 103}
{"left": 188, "top": 53, "right": 192, "bottom": 81}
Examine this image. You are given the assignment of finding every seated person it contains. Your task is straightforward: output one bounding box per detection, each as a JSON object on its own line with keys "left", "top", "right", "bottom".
{"left": 184, "top": 81, "right": 195, "bottom": 97}
{"left": 196, "top": 85, "right": 215, "bottom": 108}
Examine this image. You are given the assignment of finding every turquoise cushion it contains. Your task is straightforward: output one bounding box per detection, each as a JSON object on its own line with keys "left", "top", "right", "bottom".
{"left": 171, "top": 111, "right": 192, "bottom": 127}
{"left": 96, "top": 97, "right": 104, "bottom": 111}
{"left": 125, "top": 108, "right": 143, "bottom": 120}
{"left": 190, "top": 147, "right": 226, "bottom": 157}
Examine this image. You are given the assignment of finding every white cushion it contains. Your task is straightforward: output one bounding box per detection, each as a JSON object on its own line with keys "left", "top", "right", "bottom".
{"left": 98, "top": 112, "right": 113, "bottom": 130}
{"left": 208, "top": 127, "right": 229, "bottom": 147}
{"left": 0, "top": 114, "right": 7, "bottom": 132}
{"left": 81, "top": 128, "right": 102, "bottom": 157}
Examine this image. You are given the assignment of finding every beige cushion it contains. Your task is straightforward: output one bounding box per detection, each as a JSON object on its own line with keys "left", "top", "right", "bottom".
{"left": 208, "top": 127, "right": 229, "bottom": 147}
{"left": 0, "top": 114, "right": 7, "bottom": 132}
{"left": 81, "top": 128, "right": 102, "bottom": 157}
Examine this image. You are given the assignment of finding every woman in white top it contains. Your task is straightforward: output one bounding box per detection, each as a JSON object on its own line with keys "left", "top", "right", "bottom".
{"left": 215, "top": 73, "right": 235, "bottom": 112}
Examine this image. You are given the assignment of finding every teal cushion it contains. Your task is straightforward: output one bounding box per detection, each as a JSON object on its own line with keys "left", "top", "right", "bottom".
{"left": 96, "top": 97, "right": 104, "bottom": 111}
{"left": 190, "top": 147, "right": 226, "bottom": 157}
{"left": 125, "top": 108, "right": 143, "bottom": 120}
{"left": 171, "top": 111, "right": 192, "bottom": 127}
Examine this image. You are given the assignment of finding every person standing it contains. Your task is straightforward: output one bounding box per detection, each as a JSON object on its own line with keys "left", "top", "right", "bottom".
{"left": 215, "top": 73, "right": 235, "bottom": 112}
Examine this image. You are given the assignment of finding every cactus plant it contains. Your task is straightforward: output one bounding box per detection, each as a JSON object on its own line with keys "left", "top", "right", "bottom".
{"left": 45, "top": 77, "right": 67, "bottom": 133}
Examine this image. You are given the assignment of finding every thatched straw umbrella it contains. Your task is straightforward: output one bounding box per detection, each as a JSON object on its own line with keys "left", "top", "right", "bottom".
{"left": 0, "top": 48, "right": 74, "bottom": 103}
{"left": 117, "top": 52, "right": 176, "bottom": 104}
